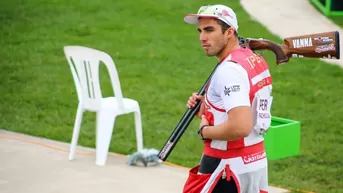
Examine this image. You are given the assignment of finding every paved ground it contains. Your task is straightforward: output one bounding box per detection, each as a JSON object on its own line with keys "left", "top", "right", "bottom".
{"left": 0, "top": 129, "right": 290, "bottom": 193}
{"left": 240, "top": 0, "right": 343, "bottom": 68}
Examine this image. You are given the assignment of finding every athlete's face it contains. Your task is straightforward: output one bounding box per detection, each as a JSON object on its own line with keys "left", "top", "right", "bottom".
{"left": 198, "top": 18, "right": 230, "bottom": 57}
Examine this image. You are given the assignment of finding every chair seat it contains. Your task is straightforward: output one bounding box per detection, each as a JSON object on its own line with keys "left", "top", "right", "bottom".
{"left": 101, "top": 97, "right": 139, "bottom": 114}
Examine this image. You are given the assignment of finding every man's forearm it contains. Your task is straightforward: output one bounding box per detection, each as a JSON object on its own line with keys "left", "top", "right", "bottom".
{"left": 201, "top": 119, "right": 250, "bottom": 141}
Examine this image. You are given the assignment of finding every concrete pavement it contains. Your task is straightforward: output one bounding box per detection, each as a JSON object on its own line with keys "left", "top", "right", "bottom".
{"left": 0, "top": 129, "right": 290, "bottom": 193}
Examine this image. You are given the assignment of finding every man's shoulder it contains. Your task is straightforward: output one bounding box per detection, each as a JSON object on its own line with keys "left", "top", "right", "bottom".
{"left": 218, "top": 59, "right": 247, "bottom": 75}
{"left": 213, "top": 60, "right": 249, "bottom": 86}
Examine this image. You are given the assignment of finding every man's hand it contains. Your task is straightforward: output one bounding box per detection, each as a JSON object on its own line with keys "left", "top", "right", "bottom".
{"left": 186, "top": 92, "right": 205, "bottom": 118}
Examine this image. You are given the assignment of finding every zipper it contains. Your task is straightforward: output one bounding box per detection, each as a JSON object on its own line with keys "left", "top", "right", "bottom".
{"left": 222, "top": 169, "right": 227, "bottom": 179}
{"left": 222, "top": 164, "right": 231, "bottom": 181}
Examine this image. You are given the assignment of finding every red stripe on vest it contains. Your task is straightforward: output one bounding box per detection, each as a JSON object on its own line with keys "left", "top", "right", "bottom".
{"left": 204, "top": 141, "right": 265, "bottom": 159}
{"left": 205, "top": 94, "right": 226, "bottom": 112}
{"left": 250, "top": 76, "right": 272, "bottom": 103}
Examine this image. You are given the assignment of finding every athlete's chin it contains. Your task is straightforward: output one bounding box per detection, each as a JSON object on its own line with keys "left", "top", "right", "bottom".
{"left": 204, "top": 50, "right": 217, "bottom": 57}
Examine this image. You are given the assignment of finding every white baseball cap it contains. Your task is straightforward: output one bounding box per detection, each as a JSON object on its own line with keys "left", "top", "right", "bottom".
{"left": 184, "top": 4, "right": 239, "bottom": 32}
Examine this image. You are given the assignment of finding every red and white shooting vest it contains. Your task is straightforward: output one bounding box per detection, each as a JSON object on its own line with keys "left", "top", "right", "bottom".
{"left": 203, "top": 47, "right": 273, "bottom": 168}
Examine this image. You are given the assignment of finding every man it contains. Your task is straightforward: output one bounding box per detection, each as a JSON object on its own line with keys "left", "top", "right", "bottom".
{"left": 183, "top": 4, "right": 273, "bottom": 193}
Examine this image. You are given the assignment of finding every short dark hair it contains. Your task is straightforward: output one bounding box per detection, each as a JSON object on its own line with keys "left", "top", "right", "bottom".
{"left": 215, "top": 19, "right": 238, "bottom": 37}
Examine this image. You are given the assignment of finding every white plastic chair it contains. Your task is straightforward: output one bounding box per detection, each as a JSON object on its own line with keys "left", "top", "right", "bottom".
{"left": 63, "top": 45, "right": 143, "bottom": 166}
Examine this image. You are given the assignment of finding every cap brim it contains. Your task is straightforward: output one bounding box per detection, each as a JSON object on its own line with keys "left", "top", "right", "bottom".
{"left": 184, "top": 14, "right": 219, "bottom": 24}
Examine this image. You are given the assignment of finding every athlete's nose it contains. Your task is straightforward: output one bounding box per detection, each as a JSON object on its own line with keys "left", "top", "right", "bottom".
{"left": 199, "top": 32, "right": 208, "bottom": 42}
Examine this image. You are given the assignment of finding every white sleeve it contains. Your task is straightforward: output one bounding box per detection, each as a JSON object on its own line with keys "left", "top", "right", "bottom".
{"left": 214, "top": 62, "right": 250, "bottom": 112}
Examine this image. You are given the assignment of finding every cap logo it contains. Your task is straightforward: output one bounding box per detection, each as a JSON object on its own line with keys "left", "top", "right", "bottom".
{"left": 198, "top": 5, "right": 212, "bottom": 14}
{"left": 222, "top": 10, "right": 230, "bottom": 17}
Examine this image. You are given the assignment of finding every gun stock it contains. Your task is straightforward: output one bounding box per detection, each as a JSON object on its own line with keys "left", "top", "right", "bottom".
{"left": 244, "top": 31, "right": 340, "bottom": 63}
{"left": 284, "top": 31, "right": 340, "bottom": 60}
{"left": 246, "top": 38, "right": 289, "bottom": 64}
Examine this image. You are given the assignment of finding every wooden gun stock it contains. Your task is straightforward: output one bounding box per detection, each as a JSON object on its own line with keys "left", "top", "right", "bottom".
{"left": 245, "top": 38, "right": 289, "bottom": 64}
{"left": 241, "top": 31, "right": 340, "bottom": 64}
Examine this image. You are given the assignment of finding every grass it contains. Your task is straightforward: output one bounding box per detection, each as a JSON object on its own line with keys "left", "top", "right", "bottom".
{"left": 329, "top": 16, "right": 343, "bottom": 27}
{"left": 1, "top": 0, "right": 343, "bottom": 192}
{"left": 308, "top": 0, "right": 343, "bottom": 27}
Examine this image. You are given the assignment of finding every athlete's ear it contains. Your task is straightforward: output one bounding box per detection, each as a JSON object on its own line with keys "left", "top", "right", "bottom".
{"left": 226, "top": 27, "right": 235, "bottom": 38}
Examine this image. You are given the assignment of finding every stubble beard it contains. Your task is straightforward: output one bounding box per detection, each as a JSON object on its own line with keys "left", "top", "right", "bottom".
{"left": 205, "top": 41, "right": 227, "bottom": 57}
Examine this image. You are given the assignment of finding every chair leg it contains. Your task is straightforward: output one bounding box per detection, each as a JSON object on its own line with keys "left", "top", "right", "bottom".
{"left": 134, "top": 109, "right": 144, "bottom": 151}
{"left": 95, "top": 109, "right": 117, "bottom": 166}
{"left": 69, "top": 104, "right": 84, "bottom": 160}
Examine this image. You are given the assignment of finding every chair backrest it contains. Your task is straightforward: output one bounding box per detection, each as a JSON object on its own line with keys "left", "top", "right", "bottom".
{"left": 63, "top": 45, "right": 124, "bottom": 111}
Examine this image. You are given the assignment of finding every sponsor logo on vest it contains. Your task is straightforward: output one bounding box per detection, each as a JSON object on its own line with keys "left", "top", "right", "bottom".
{"left": 242, "top": 151, "right": 266, "bottom": 164}
{"left": 224, "top": 85, "right": 240, "bottom": 96}
{"left": 292, "top": 38, "right": 313, "bottom": 48}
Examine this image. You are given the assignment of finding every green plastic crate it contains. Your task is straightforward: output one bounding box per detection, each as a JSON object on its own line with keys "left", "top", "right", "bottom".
{"left": 263, "top": 116, "right": 301, "bottom": 160}
{"left": 310, "top": 0, "right": 343, "bottom": 16}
